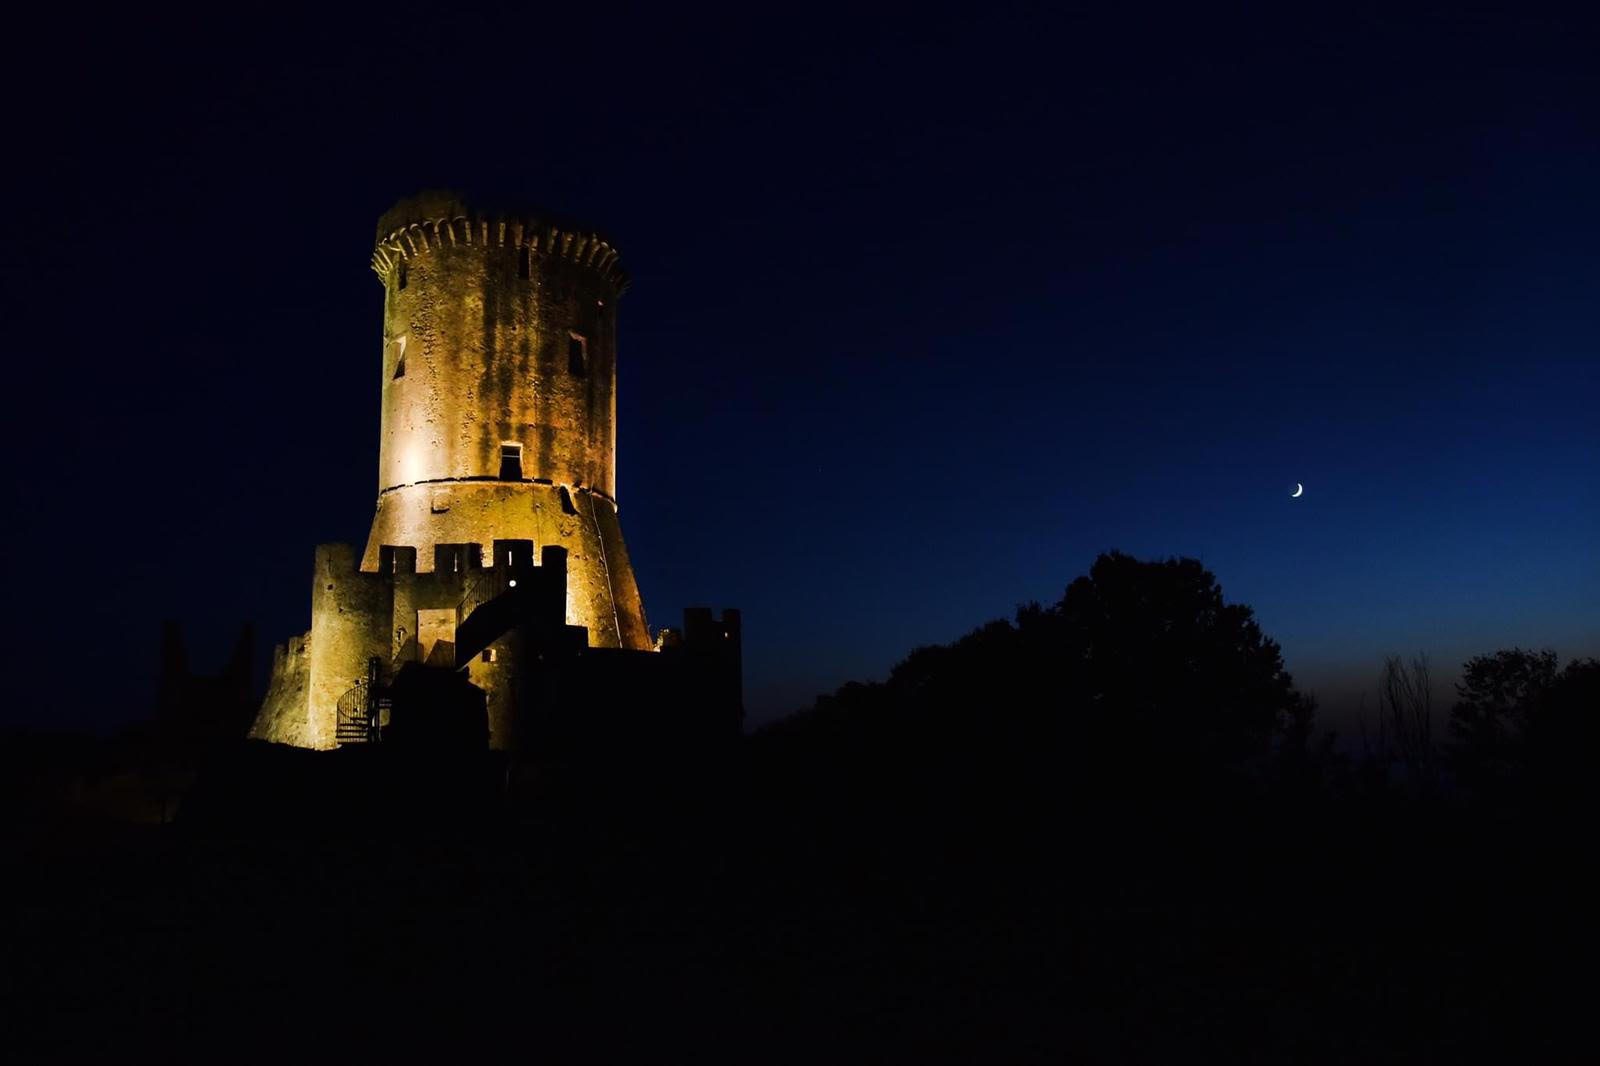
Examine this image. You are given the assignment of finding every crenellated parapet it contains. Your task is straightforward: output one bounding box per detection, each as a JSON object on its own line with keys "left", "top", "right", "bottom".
{"left": 369, "top": 194, "right": 628, "bottom": 295}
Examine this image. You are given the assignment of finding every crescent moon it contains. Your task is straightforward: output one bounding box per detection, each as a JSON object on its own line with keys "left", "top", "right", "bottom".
{"left": 1291, "top": 483, "right": 1304, "bottom": 498}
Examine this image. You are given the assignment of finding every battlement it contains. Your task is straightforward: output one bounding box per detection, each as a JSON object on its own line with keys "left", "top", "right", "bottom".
{"left": 370, "top": 191, "right": 628, "bottom": 294}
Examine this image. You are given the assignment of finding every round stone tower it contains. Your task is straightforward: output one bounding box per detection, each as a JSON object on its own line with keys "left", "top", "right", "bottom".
{"left": 362, "top": 192, "right": 650, "bottom": 650}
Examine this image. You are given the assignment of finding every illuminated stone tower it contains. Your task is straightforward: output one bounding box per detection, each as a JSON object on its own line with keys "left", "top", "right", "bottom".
{"left": 248, "top": 193, "right": 752, "bottom": 754}
{"left": 364, "top": 192, "right": 649, "bottom": 650}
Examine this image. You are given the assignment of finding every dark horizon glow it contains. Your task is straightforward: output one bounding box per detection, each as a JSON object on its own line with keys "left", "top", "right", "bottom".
{"left": 3, "top": 6, "right": 1595, "bottom": 735}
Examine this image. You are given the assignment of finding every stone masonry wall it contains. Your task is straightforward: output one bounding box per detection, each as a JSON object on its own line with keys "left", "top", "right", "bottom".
{"left": 248, "top": 631, "right": 311, "bottom": 746}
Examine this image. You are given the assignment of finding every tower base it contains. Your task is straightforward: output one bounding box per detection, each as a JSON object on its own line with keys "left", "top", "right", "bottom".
{"left": 362, "top": 481, "right": 649, "bottom": 651}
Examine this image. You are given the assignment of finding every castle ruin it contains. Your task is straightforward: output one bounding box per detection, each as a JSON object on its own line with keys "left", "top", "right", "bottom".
{"left": 251, "top": 192, "right": 740, "bottom": 752}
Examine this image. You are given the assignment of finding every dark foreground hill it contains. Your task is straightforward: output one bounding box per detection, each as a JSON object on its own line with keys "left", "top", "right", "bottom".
{"left": 5, "top": 739, "right": 1588, "bottom": 1063}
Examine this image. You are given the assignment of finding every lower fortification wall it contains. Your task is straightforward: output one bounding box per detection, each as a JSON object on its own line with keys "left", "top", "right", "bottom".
{"left": 247, "top": 536, "right": 734, "bottom": 754}
{"left": 251, "top": 540, "right": 554, "bottom": 751}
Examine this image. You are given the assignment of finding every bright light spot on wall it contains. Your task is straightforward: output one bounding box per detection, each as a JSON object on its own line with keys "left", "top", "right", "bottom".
{"left": 399, "top": 447, "right": 425, "bottom": 486}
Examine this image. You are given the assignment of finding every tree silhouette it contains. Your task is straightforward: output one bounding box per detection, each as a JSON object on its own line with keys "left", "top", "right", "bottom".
{"left": 1449, "top": 648, "right": 1600, "bottom": 801}
{"left": 1357, "top": 654, "right": 1440, "bottom": 791}
{"left": 1049, "top": 552, "right": 1300, "bottom": 768}
{"left": 785, "top": 552, "right": 1308, "bottom": 781}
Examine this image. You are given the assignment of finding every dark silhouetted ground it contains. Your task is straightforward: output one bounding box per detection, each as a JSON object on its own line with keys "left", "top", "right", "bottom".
{"left": 5, "top": 735, "right": 1588, "bottom": 1062}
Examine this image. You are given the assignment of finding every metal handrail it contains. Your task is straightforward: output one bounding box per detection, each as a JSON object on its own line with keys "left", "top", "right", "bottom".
{"left": 333, "top": 657, "right": 387, "bottom": 744}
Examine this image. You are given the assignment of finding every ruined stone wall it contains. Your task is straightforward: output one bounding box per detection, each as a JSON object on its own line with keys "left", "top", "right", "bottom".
{"left": 248, "top": 632, "right": 311, "bottom": 746}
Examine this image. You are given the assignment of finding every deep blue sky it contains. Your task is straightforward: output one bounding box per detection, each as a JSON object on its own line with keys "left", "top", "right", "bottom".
{"left": 3, "top": 5, "right": 1595, "bottom": 733}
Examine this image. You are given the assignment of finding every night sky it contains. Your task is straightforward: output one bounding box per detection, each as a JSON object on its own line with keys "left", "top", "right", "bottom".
{"left": 4, "top": 5, "right": 1595, "bottom": 734}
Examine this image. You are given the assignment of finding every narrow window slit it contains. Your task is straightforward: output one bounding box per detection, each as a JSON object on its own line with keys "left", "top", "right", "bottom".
{"left": 500, "top": 443, "right": 523, "bottom": 481}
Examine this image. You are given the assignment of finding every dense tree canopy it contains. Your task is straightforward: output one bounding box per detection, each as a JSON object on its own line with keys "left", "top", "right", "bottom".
{"left": 784, "top": 552, "right": 1306, "bottom": 777}
{"left": 1449, "top": 648, "right": 1600, "bottom": 798}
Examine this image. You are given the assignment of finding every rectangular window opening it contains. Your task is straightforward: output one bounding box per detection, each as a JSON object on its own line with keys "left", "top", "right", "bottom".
{"left": 568, "top": 333, "right": 587, "bottom": 377}
{"left": 397, "top": 262, "right": 408, "bottom": 290}
{"left": 499, "top": 442, "right": 523, "bottom": 481}
{"left": 517, "top": 246, "right": 530, "bottom": 279}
